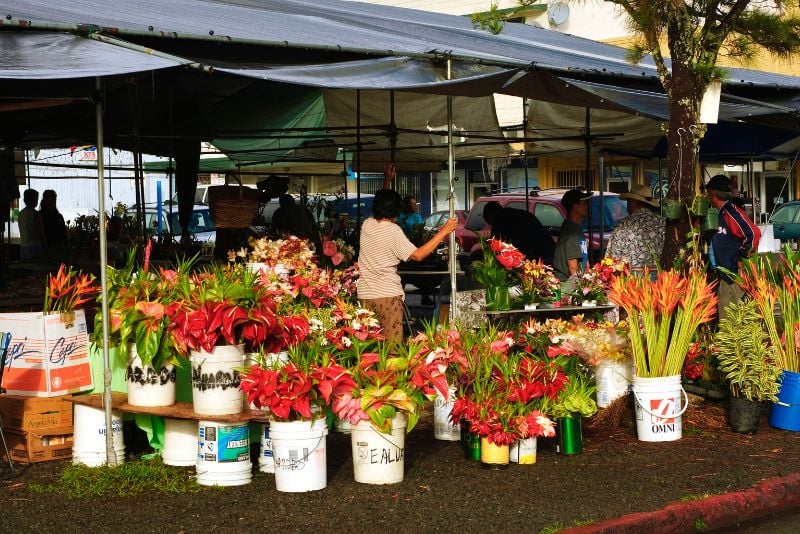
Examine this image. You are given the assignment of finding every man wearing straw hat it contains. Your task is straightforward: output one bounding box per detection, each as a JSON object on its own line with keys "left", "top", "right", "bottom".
{"left": 606, "top": 183, "right": 665, "bottom": 275}
{"left": 705, "top": 174, "right": 760, "bottom": 321}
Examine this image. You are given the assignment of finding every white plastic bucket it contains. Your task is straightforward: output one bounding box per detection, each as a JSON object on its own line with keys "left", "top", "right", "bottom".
{"left": 351, "top": 413, "right": 407, "bottom": 485}
{"left": 595, "top": 360, "right": 633, "bottom": 408}
{"left": 126, "top": 347, "right": 176, "bottom": 407}
{"left": 433, "top": 386, "right": 460, "bottom": 441}
{"left": 270, "top": 418, "right": 328, "bottom": 492}
{"left": 196, "top": 420, "right": 252, "bottom": 486}
{"left": 72, "top": 404, "right": 125, "bottom": 466}
{"left": 632, "top": 375, "right": 689, "bottom": 442}
{"left": 161, "top": 418, "right": 198, "bottom": 467}
{"left": 190, "top": 345, "right": 245, "bottom": 415}
{"left": 258, "top": 423, "right": 274, "bottom": 474}
{"left": 510, "top": 437, "right": 537, "bottom": 464}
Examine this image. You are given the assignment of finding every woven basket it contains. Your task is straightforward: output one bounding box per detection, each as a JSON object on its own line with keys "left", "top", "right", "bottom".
{"left": 207, "top": 185, "right": 259, "bottom": 228}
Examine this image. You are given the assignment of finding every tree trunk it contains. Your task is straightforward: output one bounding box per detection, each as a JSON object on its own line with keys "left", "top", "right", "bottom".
{"left": 660, "top": 67, "right": 703, "bottom": 269}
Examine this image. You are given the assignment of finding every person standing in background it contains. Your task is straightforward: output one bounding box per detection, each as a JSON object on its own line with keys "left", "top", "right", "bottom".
{"left": 397, "top": 195, "right": 423, "bottom": 235}
{"left": 18, "top": 188, "right": 45, "bottom": 259}
{"left": 40, "top": 189, "right": 67, "bottom": 249}
{"left": 357, "top": 163, "right": 457, "bottom": 343}
{"left": 553, "top": 188, "right": 592, "bottom": 282}
{"left": 482, "top": 201, "right": 555, "bottom": 264}
{"left": 606, "top": 183, "right": 665, "bottom": 274}
{"left": 705, "top": 174, "right": 760, "bottom": 321}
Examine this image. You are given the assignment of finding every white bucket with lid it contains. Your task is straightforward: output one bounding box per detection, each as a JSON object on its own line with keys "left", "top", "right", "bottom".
{"left": 270, "top": 418, "right": 328, "bottom": 492}
{"left": 190, "top": 345, "right": 245, "bottom": 415}
{"left": 196, "top": 420, "right": 252, "bottom": 486}
{"left": 161, "top": 418, "right": 198, "bottom": 467}
{"left": 351, "top": 413, "right": 407, "bottom": 485}
{"left": 72, "top": 404, "right": 125, "bottom": 466}
{"left": 433, "top": 386, "right": 460, "bottom": 441}
{"left": 126, "top": 346, "right": 176, "bottom": 407}
{"left": 632, "top": 375, "right": 688, "bottom": 442}
{"left": 595, "top": 360, "right": 633, "bottom": 408}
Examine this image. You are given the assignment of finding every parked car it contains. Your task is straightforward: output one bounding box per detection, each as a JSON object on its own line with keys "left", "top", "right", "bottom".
{"left": 769, "top": 201, "right": 800, "bottom": 241}
{"left": 455, "top": 189, "right": 628, "bottom": 260}
{"left": 423, "top": 209, "right": 467, "bottom": 232}
{"left": 127, "top": 203, "right": 216, "bottom": 243}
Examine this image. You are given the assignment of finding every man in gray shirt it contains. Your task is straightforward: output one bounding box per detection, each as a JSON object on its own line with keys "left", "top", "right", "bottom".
{"left": 554, "top": 188, "right": 591, "bottom": 281}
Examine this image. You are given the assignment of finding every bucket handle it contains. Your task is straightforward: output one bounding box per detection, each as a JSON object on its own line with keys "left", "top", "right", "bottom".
{"left": 632, "top": 385, "right": 689, "bottom": 418}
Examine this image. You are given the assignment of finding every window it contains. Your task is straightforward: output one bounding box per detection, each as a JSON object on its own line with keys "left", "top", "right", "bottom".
{"left": 465, "top": 201, "right": 488, "bottom": 231}
{"left": 556, "top": 169, "right": 595, "bottom": 189}
{"left": 534, "top": 203, "right": 564, "bottom": 228}
{"left": 506, "top": 200, "right": 529, "bottom": 211}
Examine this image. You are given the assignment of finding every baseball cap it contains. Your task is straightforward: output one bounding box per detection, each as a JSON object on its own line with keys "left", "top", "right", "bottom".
{"left": 705, "top": 175, "right": 732, "bottom": 193}
{"left": 561, "top": 188, "right": 593, "bottom": 212}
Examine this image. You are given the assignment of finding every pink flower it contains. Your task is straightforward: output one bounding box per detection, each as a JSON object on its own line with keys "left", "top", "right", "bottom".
{"left": 331, "top": 252, "right": 344, "bottom": 266}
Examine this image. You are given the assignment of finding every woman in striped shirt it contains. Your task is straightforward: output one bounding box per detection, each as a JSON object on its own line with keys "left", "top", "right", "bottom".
{"left": 357, "top": 188, "right": 457, "bottom": 343}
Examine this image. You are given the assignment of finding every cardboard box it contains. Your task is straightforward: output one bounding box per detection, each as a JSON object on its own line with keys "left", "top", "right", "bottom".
{"left": 0, "top": 309, "right": 94, "bottom": 396}
{"left": 1, "top": 427, "right": 73, "bottom": 463}
{"left": 0, "top": 395, "right": 73, "bottom": 431}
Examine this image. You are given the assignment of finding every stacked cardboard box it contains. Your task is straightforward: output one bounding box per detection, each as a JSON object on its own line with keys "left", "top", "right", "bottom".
{"left": 0, "top": 395, "right": 73, "bottom": 463}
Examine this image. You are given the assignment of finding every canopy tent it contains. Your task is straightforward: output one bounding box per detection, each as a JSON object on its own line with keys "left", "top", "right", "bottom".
{"left": 5, "top": 0, "right": 800, "bottom": 464}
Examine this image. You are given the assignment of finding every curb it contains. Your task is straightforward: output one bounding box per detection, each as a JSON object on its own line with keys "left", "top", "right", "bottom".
{"left": 562, "top": 473, "right": 800, "bottom": 534}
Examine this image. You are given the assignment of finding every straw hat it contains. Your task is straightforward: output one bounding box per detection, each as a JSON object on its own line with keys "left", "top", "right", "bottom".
{"left": 619, "top": 184, "right": 659, "bottom": 208}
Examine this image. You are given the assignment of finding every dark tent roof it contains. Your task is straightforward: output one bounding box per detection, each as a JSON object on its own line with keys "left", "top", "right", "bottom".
{"left": 3, "top": 0, "right": 800, "bottom": 162}
{"left": 6, "top": 0, "right": 800, "bottom": 91}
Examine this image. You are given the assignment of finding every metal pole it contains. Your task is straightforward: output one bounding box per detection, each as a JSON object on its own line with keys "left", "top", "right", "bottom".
{"left": 584, "top": 107, "right": 593, "bottom": 263}
{"left": 355, "top": 90, "right": 362, "bottom": 251}
{"left": 599, "top": 154, "right": 605, "bottom": 257}
{"left": 447, "top": 57, "right": 458, "bottom": 322}
{"left": 523, "top": 97, "right": 530, "bottom": 209}
{"left": 94, "top": 77, "right": 116, "bottom": 466}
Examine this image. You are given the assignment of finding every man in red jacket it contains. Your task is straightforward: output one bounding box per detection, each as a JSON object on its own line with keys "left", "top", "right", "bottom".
{"left": 705, "top": 175, "right": 761, "bottom": 321}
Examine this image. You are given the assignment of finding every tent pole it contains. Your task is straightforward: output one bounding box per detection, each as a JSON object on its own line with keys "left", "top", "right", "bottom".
{"left": 390, "top": 91, "right": 396, "bottom": 167}
{"left": 447, "top": 57, "right": 458, "bottom": 322}
{"left": 584, "top": 107, "right": 593, "bottom": 264}
{"left": 94, "top": 77, "right": 116, "bottom": 466}
{"left": 523, "top": 97, "right": 530, "bottom": 209}
{"left": 355, "top": 90, "right": 362, "bottom": 245}
{"left": 599, "top": 153, "right": 605, "bottom": 257}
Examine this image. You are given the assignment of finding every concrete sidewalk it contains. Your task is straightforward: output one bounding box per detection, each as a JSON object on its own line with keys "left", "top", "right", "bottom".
{"left": 563, "top": 473, "right": 800, "bottom": 533}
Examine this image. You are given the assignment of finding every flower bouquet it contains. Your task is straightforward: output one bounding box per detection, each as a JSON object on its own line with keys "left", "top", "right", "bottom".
{"left": 45, "top": 263, "right": 99, "bottom": 316}
{"left": 608, "top": 269, "right": 717, "bottom": 378}
{"left": 519, "top": 259, "right": 560, "bottom": 307}
{"left": 450, "top": 326, "right": 562, "bottom": 464}
{"left": 331, "top": 339, "right": 448, "bottom": 433}
{"left": 95, "top": 246, "right": 194, "bottom": 370}
{"left": 240, "top": 341, "right": 354, "bottom": 491}
{"left": 241, "top": 341, "right": 353, "bottom": 421}
{"left": 229, "top": 235, "right": 316, "bottom": 275}
{"left": 608, "top": 268, "right": 717, "bottom": 441}
{"left": 567, "top": 269, "right": 607, "bottom": 305}
{"left": 473, "top": 238, "right": 525, "bottom": 311}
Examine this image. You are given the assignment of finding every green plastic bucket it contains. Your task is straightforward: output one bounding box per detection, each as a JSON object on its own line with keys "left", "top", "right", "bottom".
{"left": 691, "top": 195, "right": 709, "bottom": 216}
{"left": 702, "top": 208, "right": 720, "bottom": 231}
{"left": 662, "top": 199, "right": 683, "bottom": 220}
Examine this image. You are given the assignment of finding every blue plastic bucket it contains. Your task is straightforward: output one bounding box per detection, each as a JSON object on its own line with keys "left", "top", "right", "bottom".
{"left": 770, "top": 370, "right": 800, "bottom": 431}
